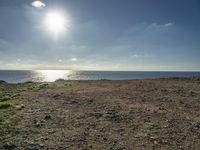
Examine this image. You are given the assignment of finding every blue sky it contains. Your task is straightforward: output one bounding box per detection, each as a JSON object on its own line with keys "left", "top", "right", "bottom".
{"left": 0, "top": 0, "right": 199, "bottom": 71}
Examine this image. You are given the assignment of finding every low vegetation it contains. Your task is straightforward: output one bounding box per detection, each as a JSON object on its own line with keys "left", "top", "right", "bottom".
{"left": 0, "top": 78, "right": 200, "bottom": 149}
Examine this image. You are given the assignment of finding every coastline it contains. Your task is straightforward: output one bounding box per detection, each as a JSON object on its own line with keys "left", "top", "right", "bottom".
{"left": 0, "top": 70, "right": 200, "bottom": 83}
{"left": 1, "top": 78, "right": 200, "bottom": 149}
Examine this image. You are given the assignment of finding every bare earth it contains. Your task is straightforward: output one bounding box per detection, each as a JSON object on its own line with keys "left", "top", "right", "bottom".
{"left": 1, "top": 78, "right": 200, "bottom": 150}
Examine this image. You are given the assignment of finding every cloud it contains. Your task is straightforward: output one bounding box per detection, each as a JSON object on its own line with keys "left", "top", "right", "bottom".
{"left": 131, "top": 54, "right": 142, "bottom": 58}
{"left": 147, "top": 22, "right": 174, "bottom": 30}
{"left": 164, "top": 22, "right": 174, "bottom": 27}
{"left": 31, "top": 1, "right": 46, "bottom": 8}
{"left": 71, "top": 58, "right": 77, "bottom": 61}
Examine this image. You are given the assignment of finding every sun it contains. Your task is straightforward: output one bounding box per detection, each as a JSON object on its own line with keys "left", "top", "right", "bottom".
{"left": 44, "top": 11, "right": 67, "bottom": 34}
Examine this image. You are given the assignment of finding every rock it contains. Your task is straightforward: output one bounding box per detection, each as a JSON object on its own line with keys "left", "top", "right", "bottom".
{"left": 25, "top": 81, "right": 34, "bottom": 84}
{"left": 15, "top": 104, "right": 25, "bottom": 110}
{"left": 88, "top": 99, "right": 94, "bottom": 103}
{"left": 153, "top": 140, "right": 158, "bottom": 145}
{"left": 0, "top": 80, "right": 7, "bottom": 84}
{"left": 53, "top": 94, "right": 63, "bottom": 99}
{"left": 34, "top": 121, "right": 45, "bottom": 128}
{"left": 44, "top": 115, "right": 51, "bottom": 120}
{"left": 3, "top": 142, "right": 16, "bottom": 150}
{"left": 103, "top": 137, "right": 108, "bottom": 141}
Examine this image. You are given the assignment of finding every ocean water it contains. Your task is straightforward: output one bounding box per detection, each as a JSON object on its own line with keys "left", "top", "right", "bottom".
{"left": 0, "top": 70, "right": 199, "bottom": 83}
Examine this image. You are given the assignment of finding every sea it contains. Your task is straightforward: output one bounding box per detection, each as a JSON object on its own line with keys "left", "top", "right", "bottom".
{"left": 0, "top": 70, "right": 199, "bottom": 83}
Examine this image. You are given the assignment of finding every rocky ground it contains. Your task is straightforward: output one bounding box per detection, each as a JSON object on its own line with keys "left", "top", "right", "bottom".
{"left": 0, "top": 78, "right": 200, "bottom": 150}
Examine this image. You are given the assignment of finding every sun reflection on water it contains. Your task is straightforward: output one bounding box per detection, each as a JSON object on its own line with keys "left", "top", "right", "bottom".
{"left": 36, "top": 70, "right": 72, "bottom": 82}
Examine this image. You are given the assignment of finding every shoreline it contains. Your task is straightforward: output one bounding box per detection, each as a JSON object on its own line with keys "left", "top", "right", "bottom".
{"left": 1, "top": 76, "right": 200, "bottom": 84}
{"left": 0, "top": 70, "right": 200, "bottom": 83}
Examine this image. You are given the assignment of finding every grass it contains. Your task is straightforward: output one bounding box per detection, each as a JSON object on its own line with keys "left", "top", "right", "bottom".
{"left": 38, "top": 83, "right": 49, "bottom": 89}
{"left": 0, "top": 86, "right": 5, "bottom": 91}
{"left": 55, "top": 79, "right": 66, "bottom": 82}
{"left": 147, "top": 122, "right": 158, "bottom": 130}
{"left": 0, "top": 103, "right": 11, "bottom": 109}
{"left": 0, "top": 101, "right": 16, "bottom": 110}
{"left": 0, "top": 99, "right": 19, "bottom": 149}
{"left": 1, "top": 95, "right": 12, "bottom": 101}
{"left": 0, "top": 93, "right": 21, "bottom": 102}
{"left": 34, "top": 119, "right": 45, "bottom": 128}
{"left": 0, "top": 83, "right": 22, "bottom": 149}
{"left": 25, "top": 83, "right": 49, "bottom": 91}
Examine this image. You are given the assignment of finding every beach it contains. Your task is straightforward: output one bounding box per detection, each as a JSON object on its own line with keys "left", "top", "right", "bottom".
{"left": 1, "top": 78, "right": 200, "bottom": 149}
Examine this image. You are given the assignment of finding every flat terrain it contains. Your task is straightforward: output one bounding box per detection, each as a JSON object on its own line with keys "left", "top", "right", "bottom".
{"left": 1, "top": 78, "right": 200, "bottom": 150}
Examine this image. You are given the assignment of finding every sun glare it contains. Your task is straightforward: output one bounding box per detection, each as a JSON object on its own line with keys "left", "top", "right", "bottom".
{"left": 36, "top": 70, "right": 71, "bottom": 82}
{"left": 44, "top": 12, "right": 67, "bottom": 34}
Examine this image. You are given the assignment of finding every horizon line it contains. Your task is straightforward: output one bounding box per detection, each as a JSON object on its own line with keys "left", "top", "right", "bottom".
{"left": 0, "top": 69, "right": 200, "bottom": 72}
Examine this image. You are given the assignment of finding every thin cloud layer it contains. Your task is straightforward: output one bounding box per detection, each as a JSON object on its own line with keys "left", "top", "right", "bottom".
{"left": 31, "top": 1, "right": 46, "bottom": 8}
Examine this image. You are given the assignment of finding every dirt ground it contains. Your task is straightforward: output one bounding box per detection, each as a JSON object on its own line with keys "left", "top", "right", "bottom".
{"left": 1, "top": 78, "right": 200, "bottom": 150}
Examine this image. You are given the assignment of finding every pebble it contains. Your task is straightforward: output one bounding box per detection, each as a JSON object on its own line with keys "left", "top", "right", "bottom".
{"left": 15, "top": 104, "right": 25, "bottom": 110}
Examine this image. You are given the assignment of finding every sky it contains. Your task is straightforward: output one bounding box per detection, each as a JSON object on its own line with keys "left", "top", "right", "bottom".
{"left": 0, "top": 0, "right": 200, "bottom": 71}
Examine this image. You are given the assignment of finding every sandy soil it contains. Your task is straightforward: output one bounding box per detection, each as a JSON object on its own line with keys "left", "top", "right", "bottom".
{"left": 1, "top": 78, "right": 200, "bottom": 150}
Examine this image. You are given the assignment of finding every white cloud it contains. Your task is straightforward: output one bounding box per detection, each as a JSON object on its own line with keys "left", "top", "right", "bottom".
{"left": 164, "top": 22, "right": 174, "bottom": 27}
{"left": 130, "top": 54, "right": 150, "bottom": 58}
{"left": 131, "top": 54, "right": 141, "bottom": 58}
{"left": 146, "top": 22, "right": 174, "bottom": 31}
{"left": 71, "top": 58, "right": 77, "bottom": 61}
{"left": 31, "top": 1, "right": 46, "bottom": 8}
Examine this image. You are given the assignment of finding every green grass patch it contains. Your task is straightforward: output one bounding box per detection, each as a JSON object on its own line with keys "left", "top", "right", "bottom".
{"left": 0, "top": 86, "right": 5, "bottom": 91}
{"left": 38, "top": 83, "right": 49, "bottom": 89}
{"left": 55, "top": 79, "right": 66, "bottom": 82}
{"left": 147, "top": 122, "right": 158, "bottom": 130}
{"left": 1, "top": 95, "right": 12, "bottom": 101}
{"left": 0, "top": 101, "right": 16, "bottom": 110}
{"left": 0, "top": 93, "right": 21, "bottom": 102}
{"left": 0, "top": 87, "right": 20, "bottom": 149}
{"left": 0, "top": 103, "right": 11, "bottom": 109}
{"left": 25, "top": 83, "right": 49, "bottom": 91}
